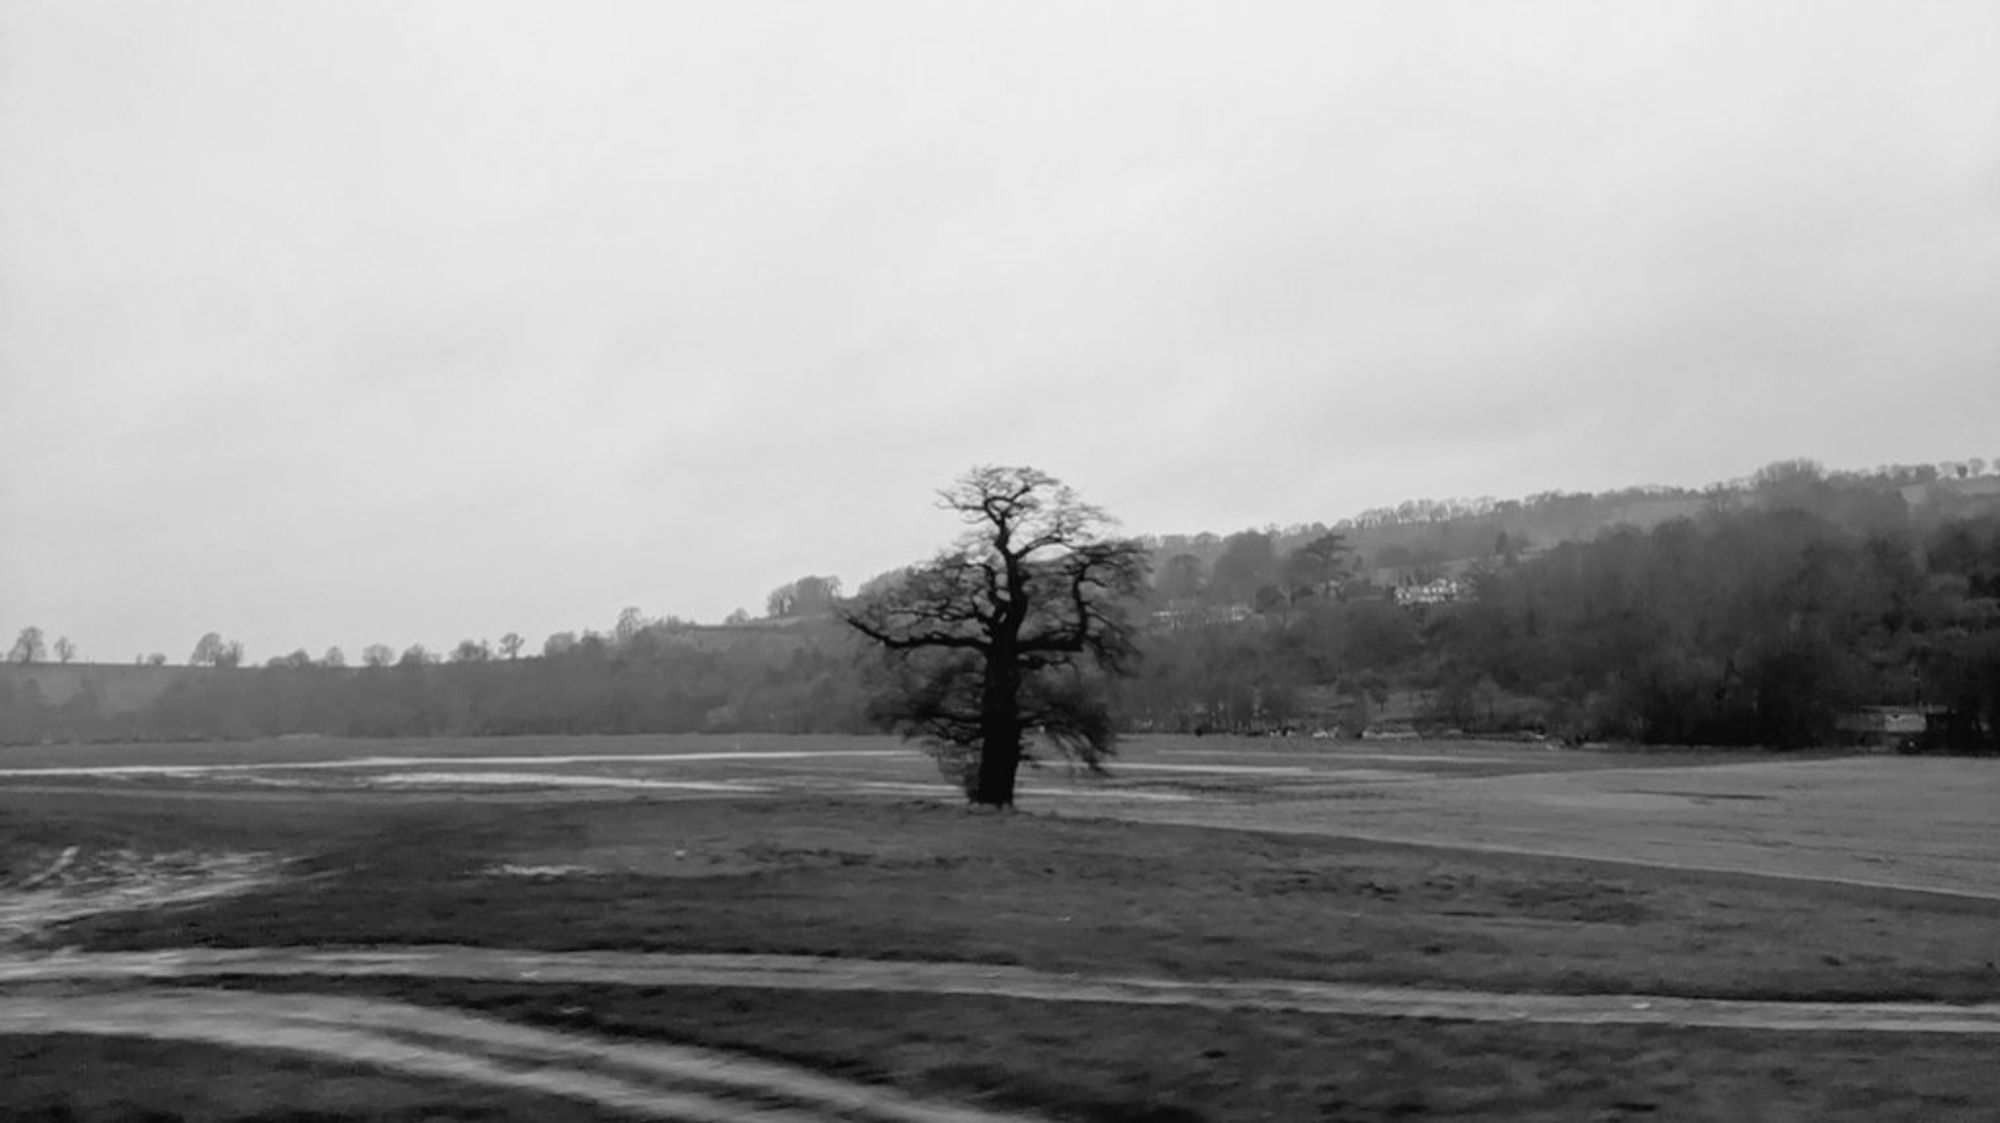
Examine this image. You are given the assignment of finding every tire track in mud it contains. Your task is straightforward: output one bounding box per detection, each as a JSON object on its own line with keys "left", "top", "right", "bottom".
{"left": 0, "top": 986, "right": 1045, "bottom": 1123}
{"left": 6, "top": 946, "right": 1999, "bottom": 1034}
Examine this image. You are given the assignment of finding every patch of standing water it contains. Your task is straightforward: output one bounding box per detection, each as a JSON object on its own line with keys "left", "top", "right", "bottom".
{"left": 364, "top": 772, "right": 769, "bottom": 792}
{"left": 0, "top": 749, "right": 907, "bottom": 780}
{"left": 0, "top": 848, "right": 286, "bottom": 946}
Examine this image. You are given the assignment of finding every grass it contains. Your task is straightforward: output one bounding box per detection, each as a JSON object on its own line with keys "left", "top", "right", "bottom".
{"left": 7, "top": 739, "right": 2000, "bottom": 1122}
{"left": 202, "top": 978, "right": 2000, "bottom": 1122}
{"left": 15, "top": 791, "right": 2000, "bottom": 1003}
{"left": 0, "top": 1034, "right": 639, "bottom": 1123}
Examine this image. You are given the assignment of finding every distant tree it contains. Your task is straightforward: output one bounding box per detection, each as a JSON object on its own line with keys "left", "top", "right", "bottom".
{"left": 1284, "top": 532, "right": 1353, "bottom": 600}
{"left": 844, "top": 466, "right": 1149, "bottom": 808}
{"left": 189, "top": 632, "right": 243, "bottom": 667}
{"left": 397, "top": 644, "right": 435, "bottom": 668}
{"left": 542, "top": 631, "right": 579, "bottom": 658}
{"left": 53, "top": 636, "right": 76, "bottom": 664}
{"left": 269, "top": 649, "right": 313, "bottom": 669}
{"left": 767, "top": 575, "right": 844, "bottom": 618}
{"left": 723, "top": 607, "right": 752, "bottom": 626}
{"left": 498, "top": 633, "right": 524, "bottom": 660}
{"left": 614, "top": 607, "right": 648, "bottom": 646}
{"left": 9, "top": 626, "right": 46, "bottom": 664}
{"left": 1153, "top": 553, "right": 1205, "bottom": 601}
{"left": 145, "top": 653, "right": 167, "bottom": 667}
{"left": 361, "top": 644, "right": 396, "bottom": 668}
{"left": 451, "top": 638, "right": 492, "bottom": 663}
{"left": 322, "top": 646, "right": 347, "bottom": 668}
{"left": 1210, "top": 531, "right": 1279, "bottom": 604}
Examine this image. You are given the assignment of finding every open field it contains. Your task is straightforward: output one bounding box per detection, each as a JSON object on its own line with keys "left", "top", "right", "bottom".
{"left": 2, "top": 734, "right": 1998, "bottom": 1119}
{"left": 5, "top": 732, "right": 1996, "bottom": 897}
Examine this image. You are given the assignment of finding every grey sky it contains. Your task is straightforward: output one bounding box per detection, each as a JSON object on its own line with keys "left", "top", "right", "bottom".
{"left": 3, "top": 1, "right": 1995, "bottom": 663}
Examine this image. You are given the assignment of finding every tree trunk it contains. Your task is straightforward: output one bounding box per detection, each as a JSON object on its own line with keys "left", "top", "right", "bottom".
{"left": 974, "top": 652, "right": 1023, "bottom": 807}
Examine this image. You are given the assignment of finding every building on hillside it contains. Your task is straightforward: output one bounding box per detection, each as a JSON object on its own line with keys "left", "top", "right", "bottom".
{"left": 1393, "top": 578, "right": 1469, "bottom": 607}
{"left": 1836, "top": 705, "right": 1938, "bottom": 751}
{"left": 1148, "top": 602, "right": 1255, "bottom": 630}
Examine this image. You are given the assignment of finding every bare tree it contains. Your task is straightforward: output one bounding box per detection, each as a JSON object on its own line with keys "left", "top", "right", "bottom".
{"left": 9, "top": 626, "right": 46, "bottom": 664}
{"left": 844, "top": 466, "right": 1148, "bottom": 807}
{"left": 322, "top": 646, "right": 347, "bottom": 668}
{"left": 498, "top": 632, "right": 524, "bottom": 660}
{"left": 361, "top": 644, "right": 396, "bottom": 668}
{"left": 53, "top": 636, "right": 77, "bottom": 664}
{"left": 614, "top": 607, "right": 648, "bottom": 646}
{"left": 188, "top": 632, "right": 242, "bottom": 667}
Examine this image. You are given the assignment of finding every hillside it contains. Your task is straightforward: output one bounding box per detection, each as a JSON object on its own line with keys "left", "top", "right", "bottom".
{"left": 1140, "top": 463, "right": 2000, "bottom": 597}
{"left": 0, "top": 663, "right": 219, "bottom": 715}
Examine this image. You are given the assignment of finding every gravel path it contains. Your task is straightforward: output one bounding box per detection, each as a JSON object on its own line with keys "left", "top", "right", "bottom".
{"left": 7, "top": 946, "right": 1999, "bottom": 1034}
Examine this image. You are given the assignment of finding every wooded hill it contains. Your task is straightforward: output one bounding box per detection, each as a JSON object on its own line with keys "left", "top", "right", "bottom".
{"left": 5, "top": 459, "right": 1999, "bottom": 751}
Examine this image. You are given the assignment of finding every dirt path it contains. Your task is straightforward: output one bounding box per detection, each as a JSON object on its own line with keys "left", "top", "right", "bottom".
{"left": 7, "top": 946, "right": 1999, "bottom": 1034}
{"left": 0, "top": 986, "right": 1045, "bottom": 1123}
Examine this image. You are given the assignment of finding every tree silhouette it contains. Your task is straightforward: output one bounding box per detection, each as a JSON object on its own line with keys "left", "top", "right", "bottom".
{"left": 844, "top": 466, "right": 1148, "bottom": 807}
{"left": 9, "top": 627, "right": 46, "bottom": 665}
{"left": 189, "top": 632, "right": 243, "bottom": 668}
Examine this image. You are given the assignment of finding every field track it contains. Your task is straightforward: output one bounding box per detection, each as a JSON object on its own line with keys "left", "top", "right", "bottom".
{"left": 0, "top": 986, "right": 1047, "bottom": 1123}
{"left": 6, "top": 736, "right": 1998, "bottom": 1119}
{"left": 9, "top": 947, "right": 2000, "bottom": 1035}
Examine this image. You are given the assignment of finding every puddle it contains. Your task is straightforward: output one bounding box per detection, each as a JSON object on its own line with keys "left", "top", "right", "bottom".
{"left": 366, "top": 772, "right": 770, "bottom": 792}
{"left": 0, "top": 749, "right": 906, "bottom": 781}
{"left": 1023, "top": 788, "right": 1200, "bottom": 802}
{"left": 1117, "top": 764, "right": 1316, "bottom": 776}
{"left": 0, "top": 848, "right": 285, "bottom": 945}
{"left": 484, "top": 863, "right": 599, "bottom": 879}
{"left": 848, "top": 781, "right": 1200, "bottom": 803}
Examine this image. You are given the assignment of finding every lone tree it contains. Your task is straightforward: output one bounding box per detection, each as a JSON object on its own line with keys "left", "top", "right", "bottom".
{"left": 189, "top": 632, "right": 244, "bottom": 668}
{"left": 9, "top": 626, "right": 47, "bottom": 665}
{"left": 844, "top": 466, "right": 1148, "bottom": 808}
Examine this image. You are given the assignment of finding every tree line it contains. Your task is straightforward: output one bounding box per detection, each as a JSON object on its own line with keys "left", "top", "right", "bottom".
{"left": 0, "top": 616, "right": 872, "bottom": 745}
{"left": 6, "top": 460, "right": 1998, "bottom": 755}
{"left": 1123, "top": 465, "right": 2000, "bottom": 750}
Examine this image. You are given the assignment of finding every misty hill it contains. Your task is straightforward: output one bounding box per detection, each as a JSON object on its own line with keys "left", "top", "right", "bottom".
{"left": 8, "top": 455, "right": 1999, "bottom": 753}
{"left": 0, "top": 662, "right": 213, "bottom": 715}
{"left": 1138, "top": 460, "right": 2000, "bottom": 602}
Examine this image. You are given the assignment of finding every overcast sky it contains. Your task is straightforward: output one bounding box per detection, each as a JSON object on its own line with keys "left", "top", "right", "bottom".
{"left": 3, "top": 1, "right": 1996, "bottom": 663}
